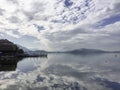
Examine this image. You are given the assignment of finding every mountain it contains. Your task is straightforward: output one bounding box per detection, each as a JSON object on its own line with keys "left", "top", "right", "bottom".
{"left": 0, "top": 39, "right": 47, "bottom": 58}
{"left": 17, "top": 44, "right": 47, "bottom": 56}
{"left": 17, "top": 45, "right": 30, "bottom": 52}
{"left": 26, "top": 50, "right": 47, "bottom": 56}
{"left": 110, "top": 51, "right": 120, "bottom": 53}
{"left": 17, "top": 44, "right": 120, "bottom": 55}
{"left": 16, "top": 44, "right": 120, "bottom": 57}
{"left": 0, "top": 39, "right": 24, "bottom": 56}
{"left": 67, "top": 48, "right": 107, "bottom": 54}
{"left": 46, "top": 48, "right": 108, "bottom": 54}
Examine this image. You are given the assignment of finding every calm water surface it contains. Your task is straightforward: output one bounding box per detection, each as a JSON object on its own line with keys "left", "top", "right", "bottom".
{"left": 0, "top": 53, "right": 120, "bottom": 90}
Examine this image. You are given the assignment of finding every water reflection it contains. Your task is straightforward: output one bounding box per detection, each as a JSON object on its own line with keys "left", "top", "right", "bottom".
{"left": 0, "top": 57, "right": 23, "bottom": 71}
{"left": 0, "top": 53, "right": 120, "bottom": 90}
{"left": 94, "top": 78, "right": 120, "bottom": 90}
{"left": 0, "top": 65, "right": 17, "bottom": 71}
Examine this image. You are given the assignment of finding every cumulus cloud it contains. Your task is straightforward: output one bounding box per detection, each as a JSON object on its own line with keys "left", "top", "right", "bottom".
{"left": 0, "top": 0, "right": 120, "bottom": 51}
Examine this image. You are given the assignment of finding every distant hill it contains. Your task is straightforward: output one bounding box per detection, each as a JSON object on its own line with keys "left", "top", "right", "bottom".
{"left": 26, "top": 50, "right": 47, "bottom": 56}
{"left": 47, "top": 48, "right": 120, "bottom": 54}
{"left": 17, "top": 45, "right": 47, "bottom": 56}
{"left": 17, "top": 45, "right": 30, "bottom": 52}
{"left": 66, "top": 48, "right": 107, "bottom": 54}
{"left": 110, "top": 51, "right": 120, "bottom": 53}
{"left": 0, "top": 39, "right": 24, "bottom": 56}
{"left": 0, "top": 39, "right": 47, "bottom": 58}
{"left": 17, "top": 44, "right": 120, "bottom": 55}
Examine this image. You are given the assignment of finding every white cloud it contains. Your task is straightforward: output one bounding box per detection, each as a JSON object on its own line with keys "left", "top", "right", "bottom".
{"left": 0, "top": 0, "right": 120, "bottom": 50}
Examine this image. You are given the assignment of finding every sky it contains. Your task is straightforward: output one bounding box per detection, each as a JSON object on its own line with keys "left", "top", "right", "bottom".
{"left": 0, "top": 0, "right": 120, "bottom": 51}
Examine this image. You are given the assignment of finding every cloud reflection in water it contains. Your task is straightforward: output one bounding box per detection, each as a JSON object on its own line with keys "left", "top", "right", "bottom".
{"left": 0, "top": 53, "right": 120, "bottom": 90}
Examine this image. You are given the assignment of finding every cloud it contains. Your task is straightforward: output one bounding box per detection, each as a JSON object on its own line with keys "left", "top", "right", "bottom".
{"left": 0, "top": 8, "right": 5, "bottom": 15}
{"left": 7, "top": 16, "right": 21, "bottom": 23}
{"left": 0, "top": 0, "right": 120, "bottom": 50}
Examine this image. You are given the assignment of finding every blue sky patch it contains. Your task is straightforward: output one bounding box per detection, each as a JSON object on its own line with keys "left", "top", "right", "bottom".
{"left": 96, "top": 14, "right": 120, "bottom": 28}
{"left": 33, "top": 24, "right": 45, "bottom": 32}
{"left": 64, "top": 0, "right": 73, "bottom": 7}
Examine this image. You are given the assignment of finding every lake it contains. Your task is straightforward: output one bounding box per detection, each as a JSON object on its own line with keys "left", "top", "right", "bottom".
{"left": 0, "top": 53, "right": 120, "bottom": 90}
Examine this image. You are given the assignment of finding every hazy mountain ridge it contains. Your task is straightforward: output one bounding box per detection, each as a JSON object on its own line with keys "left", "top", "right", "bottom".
{"left": 17, "top": 45, "right": 30, "bottom": 52}
{"left": 47, "top": 48, "right": 120, "bottom": 54}
{"left": 17, "top": 45, "right": 47, "bottom": 56}
{"left": 18, "top": 45, "right": 120, "bottom": 54}
{"left": 66, "top": 48, "right": 107, "bottom": 54}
